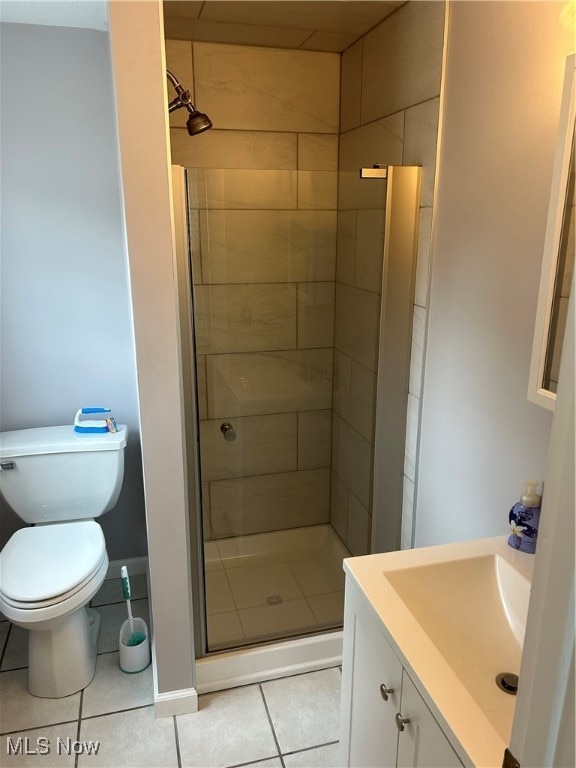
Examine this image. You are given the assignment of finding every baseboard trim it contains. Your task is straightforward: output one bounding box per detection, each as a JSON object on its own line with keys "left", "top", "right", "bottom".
{"left": 154, "top": 686, "right": 199, "bottom": 718}
{"left": 106, "top": 556, "right": 148, "bottom": 580}
{"left": 195, "top": 630, "right": 343, "bottom": 694}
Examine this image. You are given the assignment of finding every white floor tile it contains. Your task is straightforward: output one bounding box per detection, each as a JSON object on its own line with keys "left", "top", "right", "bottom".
{"left": 229, "top": 563, "right": 304, "bottom": 610}
{"left": 239, "top": 600, "right": 316, "bottom": 641}
{"left": 283, "top": 742, "right": 342, "bottom": 767}
{"left": 261, "top": 668, "right": 341, "bottom": 754}
{"left": 0, "top": 722, "right": 78, "bottom": 767}
{"left": 177, "top": 685, "right": 278, "bottom": 768}
{"left": 78, "top": 706, "right": 177, "bottom": 768}
{"left": 82, "top": 652, "right": 153, "bottom": 718}
{"left": 96, "top": 599, "right": 149, "bottom": 654}
{"left": 0, "top": 668, "right": 80, "bottom": 734}
{"left": 242, "top": 760, "right": 282, "bottom": 768}
{"left": 1, "top": 625, "right": 29, "bottom": 671}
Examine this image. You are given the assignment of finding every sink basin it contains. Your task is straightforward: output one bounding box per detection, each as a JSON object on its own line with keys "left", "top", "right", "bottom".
{"left": 384, "top": 553, "right": 530, "bottom": 741}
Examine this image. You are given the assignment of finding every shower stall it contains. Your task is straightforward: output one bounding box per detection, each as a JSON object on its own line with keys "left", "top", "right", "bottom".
{"left": 172, "top": 160, "right": 421, "bottom": 656}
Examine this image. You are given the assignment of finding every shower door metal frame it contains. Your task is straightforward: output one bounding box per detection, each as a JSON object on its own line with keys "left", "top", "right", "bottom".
{"left": 171, "top": 166, "right": 208, "bottom": 658}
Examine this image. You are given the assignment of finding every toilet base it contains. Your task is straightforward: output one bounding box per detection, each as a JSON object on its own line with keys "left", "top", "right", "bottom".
{"left": 29, "top": 606, "right": 102, "bottom": 698}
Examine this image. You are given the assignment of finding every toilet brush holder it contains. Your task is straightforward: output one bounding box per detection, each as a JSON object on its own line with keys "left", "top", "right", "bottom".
{"left": 119, "top": 618, "right": 150, "bottom": 673}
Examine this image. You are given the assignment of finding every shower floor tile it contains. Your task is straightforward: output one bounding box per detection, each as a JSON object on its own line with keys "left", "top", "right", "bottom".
{"left": 204, "top": 524, "right": 349, "bottom": 651}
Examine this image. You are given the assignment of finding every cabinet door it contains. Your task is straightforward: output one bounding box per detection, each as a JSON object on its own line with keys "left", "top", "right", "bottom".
{"left": 396, "top": 672, "right": 463, "bottom": 768}
{"left": 347, "top": 607, "right": 403, "bottom": 767}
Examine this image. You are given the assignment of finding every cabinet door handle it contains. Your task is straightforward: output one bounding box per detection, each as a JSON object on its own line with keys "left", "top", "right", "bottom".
{"left": 379, "top": 683, "right": 394, "bottom": 701}
{"left": 395, "top": 712, "right": 411, "bottom": 732}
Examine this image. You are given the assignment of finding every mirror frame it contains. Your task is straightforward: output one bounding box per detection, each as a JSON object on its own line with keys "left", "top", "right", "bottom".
{"left": 529, "top": 53, "right": 575, "bottom": 411}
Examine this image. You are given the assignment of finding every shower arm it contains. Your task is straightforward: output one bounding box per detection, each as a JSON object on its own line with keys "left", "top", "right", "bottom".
{"left": 166, "top": 70, "right": 195, "bottom": 114}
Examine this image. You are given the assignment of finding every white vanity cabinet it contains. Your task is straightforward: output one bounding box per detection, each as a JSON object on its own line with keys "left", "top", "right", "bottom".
{"left": 340, "top": 578, "right": 464, "bottom": 768}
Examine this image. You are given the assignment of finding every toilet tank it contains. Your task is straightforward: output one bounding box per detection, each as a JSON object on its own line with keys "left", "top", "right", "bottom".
{"left": 0, "top": 425, "right": 128, "bottom": 524}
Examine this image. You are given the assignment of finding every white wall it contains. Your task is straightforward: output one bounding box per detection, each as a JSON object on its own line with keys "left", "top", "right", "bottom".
{"left": 415, "top": 1, "right": 573, "bottom": 547}
{"left": 0, "top": 22, "right": 146, "bottom": 559}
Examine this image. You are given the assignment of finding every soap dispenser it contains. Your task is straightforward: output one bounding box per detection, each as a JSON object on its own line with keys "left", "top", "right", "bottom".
{"left": 508, "top": 480, "right": 541, "bottom": 554}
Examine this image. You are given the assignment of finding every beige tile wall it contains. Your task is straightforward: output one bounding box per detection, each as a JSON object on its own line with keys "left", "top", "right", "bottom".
{"left": 333, "top": 1, "right": 445, "bottom": 555}
{"left": 167, "top": 40, "right": 339, "bottom": 540}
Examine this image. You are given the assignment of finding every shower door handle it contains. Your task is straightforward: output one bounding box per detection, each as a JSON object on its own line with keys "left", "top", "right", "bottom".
{"left": 220, "top": 423, "right": 237, "bottom": 442}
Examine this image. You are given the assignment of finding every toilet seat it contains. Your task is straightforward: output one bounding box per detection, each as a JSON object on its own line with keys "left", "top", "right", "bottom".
{"left": 0, "top": 520, "right": 109, "bottom": 626}
{"left": 0, "top": 520, "right": 106, "bottom": 603}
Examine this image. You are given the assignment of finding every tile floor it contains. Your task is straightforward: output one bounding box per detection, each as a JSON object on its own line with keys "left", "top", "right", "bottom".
{"left": 0, "top": 573, "right": 343, "bottom": 768}
{"left": 204, "top": 525, "right": 349, "bottom": 651}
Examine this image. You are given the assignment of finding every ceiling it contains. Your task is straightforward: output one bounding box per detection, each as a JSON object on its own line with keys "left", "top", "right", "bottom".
{"left": 163, "top": 1, "right": 405, "bottom": 53}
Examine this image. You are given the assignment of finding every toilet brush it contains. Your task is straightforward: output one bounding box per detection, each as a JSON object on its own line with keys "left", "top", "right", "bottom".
{"left": 121, "top": 566, "right": 147, "bottom": 646}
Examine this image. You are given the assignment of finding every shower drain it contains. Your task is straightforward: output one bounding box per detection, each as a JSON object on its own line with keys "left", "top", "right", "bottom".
{"left": 266, "top": 593, "right": 284, "bottom": 606}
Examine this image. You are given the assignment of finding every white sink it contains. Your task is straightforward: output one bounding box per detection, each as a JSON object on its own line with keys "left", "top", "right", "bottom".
{"left": 384, "top": 553, "right": 530, "bottom": 740}
{"left": 343, "top": 536, "right": 534, "bottom": 767}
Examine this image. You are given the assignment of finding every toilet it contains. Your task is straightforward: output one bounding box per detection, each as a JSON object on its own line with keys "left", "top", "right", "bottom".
{"left": 0, "top": 424, "right": 127, "bottom": 698}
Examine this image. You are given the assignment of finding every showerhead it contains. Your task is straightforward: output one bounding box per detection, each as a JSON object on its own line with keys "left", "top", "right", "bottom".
{"left": 186, "top": 110, "right": 213, "bottom": 136}
{"left": 166, "top": 70, "right": 212, "bottom": 137}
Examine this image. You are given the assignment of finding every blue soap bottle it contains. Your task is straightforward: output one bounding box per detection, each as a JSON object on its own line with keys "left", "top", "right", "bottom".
{"left": 508, "top": 480, "right": 541, "bottom": 554}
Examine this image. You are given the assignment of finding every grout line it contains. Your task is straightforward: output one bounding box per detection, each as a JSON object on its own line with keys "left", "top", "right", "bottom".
{"left": 79, "top": 703, "right": 154, "bottom": 723}
{"left": 1, "top": 718, "right": 80, "bottom": 737}
{"left": 173, "top": 716, "right": 182, "bottom": 768}
{"left": 224, "top": 754, "right": 284, "bottom": 768}
{"left": 0, "top": 624, "right": 13, "bottom": 669}
{"left": 258, "top": 684, "right": 286, "bottom": 768}
{"left": 281, "top": 739, "right": 340, "bottom": 757}
{"left": 74, "top": 690, "right": 84, "bottom": 768}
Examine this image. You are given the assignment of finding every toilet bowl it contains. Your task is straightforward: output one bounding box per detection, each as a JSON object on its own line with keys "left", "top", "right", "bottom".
{"left": 0, "top": 424, "right": 127, "bottom": 698}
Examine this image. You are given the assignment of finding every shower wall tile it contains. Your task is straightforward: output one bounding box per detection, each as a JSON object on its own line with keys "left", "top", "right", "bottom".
{"left": 196, "top": 354, "right": 208, "bottom": 420}
{"left": 355, "top": 209, "right": 385, "bottom": 293}
{"left": 409, "top": 306, "right": 426, "bottom": 398}
{"left": 400, "top": 475, "right": 415, "bottom": 551}
{"left": 336, "top": 210, "right": 357, "bottom": 286}
{"left": 334, "top": 283, "right": 381, "bottom": 372}
{"left": 189, "top": 169, "right": 297, "bottom": 210}
{"left": 297, "top": 171, "right": 338, "bottom": 210}
{"left": 194, "top": 283, "right": 297, "bottom": 354}
{"left": 361, "top": 1, "right": 445, "bottom": 123}
{"left": 210, "top": 468, "right": 331, "bottom": 538}
{"left": 298, "top": 410, "right": 332, "bottom": 470}
{"left": 171, "top": 129, "right": 297, "bottom": 170}
{"left": 349, "top": 362, "right": 377, "bottom": 444}
{"left": 340, "top": 114, "right": 404, "bottom": 171}
{"left": 331, "top": 414, "right": 373, "bottom": 510}
{"left": 188, "top": 208, "right": 202, "bottom": 284}
{"left": 332, "top": 350, "right": 351, "bottom": 421}
{"left": 340, "top": 40, "right": 363, "bottom": 134}
{"left": 193, "top": 43, "right": 340, "bottom": 134}
{"left": 297, "top": 282, "right": 335, "bottom": 349}
{"left": 403, "top": 97, "right": 441, "bottom": 207}
{"left": 338, "top": 116, "right": 403, "bottom": 210}
{"left": 199, "top": 210, "right": 336, "bottom": 284}
{"left": 202, "top": 482, "right": 212, "bottom": 540}
{"left": 165, "top": 40, "right": 194, "bottom": 129}
{"left": 297, "top": 134, "right": 338, "bottom": 171}
{"left": 330, "top": 470, "right": 348, "bottom": 542}
{"left": 200, "top": 413, "right": 297, "bottom": 481}
{"left": 414, "top": 207, "right": 433, "bottom": 308}
{"left": 404, "top": 393, "right": 419, "bottom": 482}
{"left": 206, "top": 349, "right": 333, "bottom": 418}
{"left": 347, "top": 493, "right": 371, "bottom": 556}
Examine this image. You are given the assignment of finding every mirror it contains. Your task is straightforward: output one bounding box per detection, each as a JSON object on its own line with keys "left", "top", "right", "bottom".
{"left": 529, "top": 54, "right": 575, "bottom": 411}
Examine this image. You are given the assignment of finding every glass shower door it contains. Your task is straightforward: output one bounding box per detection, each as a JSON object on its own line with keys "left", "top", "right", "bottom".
{"left": 183, "top": 162, "right": 421, "bottom": 654}
{"left": 186, "top": 167, "right": 347, "bottom": 652}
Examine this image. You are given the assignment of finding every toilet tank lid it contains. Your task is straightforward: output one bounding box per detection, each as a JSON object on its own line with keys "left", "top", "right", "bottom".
{"left": 0, "top": 425, "right": 128, "bottom": 458}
